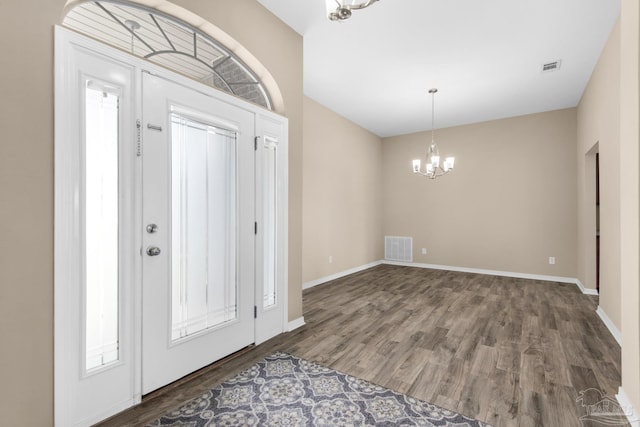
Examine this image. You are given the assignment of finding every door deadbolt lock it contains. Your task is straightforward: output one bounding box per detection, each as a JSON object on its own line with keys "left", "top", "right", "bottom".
{"left": 146, "top": 246, "right": 161, "bottom": 256}
{"left": 146, "top": 223, "right": 158, "bottom": 233}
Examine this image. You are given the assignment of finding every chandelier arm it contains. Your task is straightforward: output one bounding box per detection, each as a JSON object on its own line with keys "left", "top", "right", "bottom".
{"left": 341, "top": 0, "right": 379, "bottom": 11}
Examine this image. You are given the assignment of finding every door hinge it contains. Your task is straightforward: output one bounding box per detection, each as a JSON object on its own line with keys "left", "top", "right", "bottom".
{"left": 254, "top": 305, "right": 257, "bottom": 319}
{"left": 255, "top": 221, "right": 258, "bottom": 235}
{"left": 136, "top": 119, "right": 142, "bottom": 157}
{"left": 254, "top": 136, "right": 259, "bottom": 151}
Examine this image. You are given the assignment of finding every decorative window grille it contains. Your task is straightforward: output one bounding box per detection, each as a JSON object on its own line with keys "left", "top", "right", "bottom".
{"left": 63, "top": 0, "right": 272, "bottom": 110}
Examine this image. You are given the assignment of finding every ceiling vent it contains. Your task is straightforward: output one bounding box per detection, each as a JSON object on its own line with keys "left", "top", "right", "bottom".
{"left": 541, "top": 60, "right": 561, "bottom": 73}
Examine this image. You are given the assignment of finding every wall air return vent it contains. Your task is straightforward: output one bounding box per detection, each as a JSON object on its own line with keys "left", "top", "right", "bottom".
{"left": 541, "top": 60, "right": 561, "bottom": 73}
{"left": 384, "top": 236, "right": 413, "bottom": 262}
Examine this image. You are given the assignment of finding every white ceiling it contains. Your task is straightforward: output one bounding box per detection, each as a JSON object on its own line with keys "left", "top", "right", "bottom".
{"left": 256, "top": 0, "right": 621, "bottom": 137}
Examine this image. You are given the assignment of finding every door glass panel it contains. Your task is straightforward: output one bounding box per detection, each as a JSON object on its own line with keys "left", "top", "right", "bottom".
{"left": 263, "top": 139, "right": 277, "bottom": 308}
{"left": 170, "top": 112, "right": 238, "bottom": 341}
{"left": 85, "top": 81, "right": 120, "bottom": 371}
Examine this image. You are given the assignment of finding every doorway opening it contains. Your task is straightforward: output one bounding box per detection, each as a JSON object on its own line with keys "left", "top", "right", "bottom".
{"left": 596, "top": 152, "right": 600, "bottom": 293}
{"left": 585, "top": 143, "right": 599, "bottom": 293}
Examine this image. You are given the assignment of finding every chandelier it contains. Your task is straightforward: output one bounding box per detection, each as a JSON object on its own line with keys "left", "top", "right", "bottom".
{"left": 325, "top": 0, "right": 380, "bottom": 21}
{"left": 412, "top": 89, "right": 455, "bottom": 179}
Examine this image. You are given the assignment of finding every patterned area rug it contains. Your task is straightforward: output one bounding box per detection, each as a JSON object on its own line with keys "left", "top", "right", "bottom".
{"left": 148, "top": 352, "right": 491, "bottom": 426}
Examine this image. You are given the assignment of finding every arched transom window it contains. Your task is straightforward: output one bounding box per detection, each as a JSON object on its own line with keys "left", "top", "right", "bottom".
{"left": 63, "top": 0, "right": 272, "bottom": 109}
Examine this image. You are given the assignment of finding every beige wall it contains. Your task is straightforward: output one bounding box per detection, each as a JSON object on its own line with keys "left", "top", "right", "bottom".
{"left": 302, "top": 97, "right": 383, "bottom": 283}
{"left": 0, "top": 1, "right": 302, "bottom": 425}
{"left": 619, "top": 0, "right": 640, "bottom": 414}
{"left": 577, "top": 2, "right": 640, "bottom": 413}
{"left": 576, "top": 19, "right": 621, "bottom": 327}
{"left": 382, "top": 109, "right": 578, "bottom": 278}
{"left": 0, "top": 2, "right": 60, "bottom": 426}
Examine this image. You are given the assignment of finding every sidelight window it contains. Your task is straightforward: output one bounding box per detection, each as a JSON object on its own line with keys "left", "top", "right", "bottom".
{"left": 84, "top": 81, "right": 120, "bottom": 371}
{"left": 263, "top": 138, "right": 278, "bottom": 308}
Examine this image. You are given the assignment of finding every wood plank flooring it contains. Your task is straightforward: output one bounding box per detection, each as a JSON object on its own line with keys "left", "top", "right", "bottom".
{"left": 96, "top": 265, "right": 625, "bottom": 426}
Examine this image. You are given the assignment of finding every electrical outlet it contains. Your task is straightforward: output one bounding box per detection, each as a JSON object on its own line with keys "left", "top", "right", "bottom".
{"left": 329, "top": 255, "right": 333, "bottom": 264}
{"left": 421, "top": 248, "right": 427, "bottom": 255}
{"left": 549, "top": 257, "right": 556, "bottom": 265}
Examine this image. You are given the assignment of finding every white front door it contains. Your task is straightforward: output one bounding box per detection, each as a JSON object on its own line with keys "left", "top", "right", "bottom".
{"left": 56, "top": 29, "right": 289, "bottom": 426}
{"left": 141, "top": 72, "right": 255, "bottom": 394}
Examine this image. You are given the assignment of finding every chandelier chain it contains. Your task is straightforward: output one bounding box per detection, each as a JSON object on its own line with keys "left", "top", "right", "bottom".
{"left": 431, "top": 89, "right": 435, "bottom": 144}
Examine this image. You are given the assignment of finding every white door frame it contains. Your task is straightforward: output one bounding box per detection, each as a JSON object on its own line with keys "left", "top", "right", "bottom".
{"left": 54, "top": 26, "right": 288, "bottom": 427}
{"left": 54, "top": 29, "right": 140, "bottom": 427}
{"left": 255, "top": 114, "right": 289, "bottom": 344}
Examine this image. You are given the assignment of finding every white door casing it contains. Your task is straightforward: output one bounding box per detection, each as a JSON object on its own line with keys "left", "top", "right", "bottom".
{"left": 254, "top": 114, "right": 289, "bottom": 344}
{"left": 55, "top": 27, "right": 289, "bottom": 427}
{"left": 54, "top": 31, "right": 139, "bottom": 426}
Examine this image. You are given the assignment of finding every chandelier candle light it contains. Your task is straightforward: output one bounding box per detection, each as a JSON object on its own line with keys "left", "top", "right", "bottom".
{"left": 412, "top": 88, "right": 455, "bottom": 179}
{"left": 325, "top": 0, "right": 380, "bottom": 21}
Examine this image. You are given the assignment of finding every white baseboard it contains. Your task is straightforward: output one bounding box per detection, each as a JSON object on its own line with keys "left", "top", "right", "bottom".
{"left": 302, "top": 259, "right": 599, "bottom": 298}
{"left": 303, "top": 261, "right": 383, "bottom": 290}
{"left": 382, "top": 260, "right": 598, "bottom": 295}
{"left": 575, "top": 278, "right": 599, "bottom": 295}
{"left": 596, "top": 306, "right": 622, "bottom": 346}
{"left": 617, "top": 387, "right": 640, "bottom": 426}
{"left": 286, "top": 317, "right": 305, "bottom": 332}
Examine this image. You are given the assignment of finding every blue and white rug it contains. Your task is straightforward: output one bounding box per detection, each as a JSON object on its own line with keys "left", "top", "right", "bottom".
{"left": 148, "top": 352, "right": 491, "bottom": 426}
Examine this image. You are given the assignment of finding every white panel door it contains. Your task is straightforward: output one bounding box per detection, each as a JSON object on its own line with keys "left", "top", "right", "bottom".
{"left": 141, "top": 72, "right": 255, "bottom": 394}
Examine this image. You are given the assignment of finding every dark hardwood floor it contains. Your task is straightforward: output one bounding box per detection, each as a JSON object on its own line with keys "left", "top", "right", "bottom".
{"left": 97, "top": 264, "right": 625, "bottom": 427}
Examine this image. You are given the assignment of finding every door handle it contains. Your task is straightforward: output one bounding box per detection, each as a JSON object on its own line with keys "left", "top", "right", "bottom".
{"left": 146, "top": 246, "right": 161, "bottom": 256}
